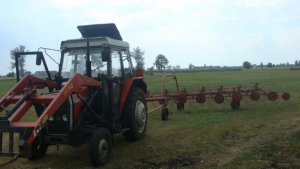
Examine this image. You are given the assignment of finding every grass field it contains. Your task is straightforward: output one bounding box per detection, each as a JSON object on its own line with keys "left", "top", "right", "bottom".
{"left": 0, "top": 68, "right": 299, "bottom": 169}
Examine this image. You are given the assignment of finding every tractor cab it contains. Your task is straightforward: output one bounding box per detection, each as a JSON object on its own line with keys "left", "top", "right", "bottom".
{"left": 59, "top": 34, "right": 134, "bottom": 81}
{"left": 58, "top": 24, "right": 144, "bottom": 132}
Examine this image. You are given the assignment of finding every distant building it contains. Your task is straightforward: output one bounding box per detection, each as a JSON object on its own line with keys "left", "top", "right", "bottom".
{"left": 34, "top": 71, "right": 58, "bottom": 79}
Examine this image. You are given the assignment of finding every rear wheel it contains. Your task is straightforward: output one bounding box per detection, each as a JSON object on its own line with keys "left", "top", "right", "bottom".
{"left": 89, "top": 128, "right": 112, "bottom": 167}
{"left": 123, "top": 88, "right": 147, "bottom": 141}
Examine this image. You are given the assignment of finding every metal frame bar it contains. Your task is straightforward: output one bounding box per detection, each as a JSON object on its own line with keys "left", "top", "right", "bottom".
{"left": 146, "top": 75, "right": 290, "bottom": 108}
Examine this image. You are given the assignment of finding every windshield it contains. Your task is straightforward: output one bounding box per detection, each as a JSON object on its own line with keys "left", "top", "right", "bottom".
{"left": 61, "top": 48, "right": 107, "bottom": 78}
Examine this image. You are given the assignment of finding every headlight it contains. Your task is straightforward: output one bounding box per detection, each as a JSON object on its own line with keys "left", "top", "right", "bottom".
{"left": 62, "top": 114, "right": 68, "bottom": 122}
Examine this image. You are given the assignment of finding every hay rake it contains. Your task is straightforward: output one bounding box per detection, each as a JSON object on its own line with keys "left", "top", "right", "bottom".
{"left": 145, "top": 74, "right": 291, "bottom": 120}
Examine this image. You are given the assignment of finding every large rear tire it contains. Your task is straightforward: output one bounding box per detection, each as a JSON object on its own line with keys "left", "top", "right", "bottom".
{"left": 89, "top": 128, "right": 112, "bottom": 167}
{"left": 123, "top": 88, "right": 147, "bottom": 142}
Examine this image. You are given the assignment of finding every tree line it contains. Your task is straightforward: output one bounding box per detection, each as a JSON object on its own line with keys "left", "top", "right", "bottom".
{"left": 132, "top": 47, "right": 300, "bottom": 72}
{"left": 242, "top": 60, "right": 300, "bottom": 69}
{"left": 3, "top": 45, "right": 299, "bottom": 77}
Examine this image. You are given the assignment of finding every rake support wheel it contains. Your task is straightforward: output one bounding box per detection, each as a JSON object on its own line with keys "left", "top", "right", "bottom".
{"left": 196, "top": 93, "right": 206, "bottom": 103}
{"left": 232, "top": 92, "right": 242, "bottom": 101}
{"left": 268, "top": 91, "right": 278, "bottom": 101}
{"left": 161, "top": 107, "right": 169, "bottom": 121}
{"left": 214, "top": 94, "right": 224, "bottom": 104}
{"left": 250, "top": 92, "right": 260, "bottom": 101}
{"left": 231, "top": 100, "right": 240, "bottom": 110}
{"left": 282, "top": 93, "right": 290, "bottom": 100}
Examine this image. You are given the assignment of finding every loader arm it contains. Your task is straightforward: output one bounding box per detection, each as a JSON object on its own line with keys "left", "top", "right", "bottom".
{"left": 0, "top": 74, "right": 56, "bottom": 113}
{"left": 26, "top": 73, "right": 102, "bottom": 144}
{"left": 0, "top": 73, "right": 101, "bottom": 152}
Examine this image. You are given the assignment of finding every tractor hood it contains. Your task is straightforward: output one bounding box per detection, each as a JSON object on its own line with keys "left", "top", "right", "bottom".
{"left": 77, "top": 23, "right": 123, "bottom": 40}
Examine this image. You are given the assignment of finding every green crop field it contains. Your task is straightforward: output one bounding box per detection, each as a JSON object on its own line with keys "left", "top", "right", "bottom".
{"left": 0, "top": 68, "right": 299, "bottom": 169}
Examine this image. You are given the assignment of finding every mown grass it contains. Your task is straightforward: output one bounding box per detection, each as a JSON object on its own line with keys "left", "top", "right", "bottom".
{"left": 0, "top": 68, "right": 299, "bottom": 169}
{"left": 0, "top": 79, "right": 15, "bottom": 97}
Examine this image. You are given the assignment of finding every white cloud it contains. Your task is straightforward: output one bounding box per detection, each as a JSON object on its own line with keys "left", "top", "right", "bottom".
{"left": 236, "top": 0, "right": 286, "bottom": 9}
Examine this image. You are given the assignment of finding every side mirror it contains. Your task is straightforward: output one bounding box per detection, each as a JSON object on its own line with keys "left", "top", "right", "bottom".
{"left": 101, "top": 48, "right": 111, "bottom": 62}
{"left": 36, "top": 53, "right": 42, "bottom": 65}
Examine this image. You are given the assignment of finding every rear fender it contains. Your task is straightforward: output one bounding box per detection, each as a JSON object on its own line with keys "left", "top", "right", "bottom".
{"left": 118, "top": 77, "right": 147, "bottom": 116}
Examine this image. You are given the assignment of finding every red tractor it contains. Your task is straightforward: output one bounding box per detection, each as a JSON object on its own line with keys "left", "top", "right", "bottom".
{"left": 0, "top": 23, "right": 147, "bottom": 167}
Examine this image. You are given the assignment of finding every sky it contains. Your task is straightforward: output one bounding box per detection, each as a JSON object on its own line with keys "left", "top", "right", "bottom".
{"left": 0, "top": 0, "right": 299, "bottom": 75}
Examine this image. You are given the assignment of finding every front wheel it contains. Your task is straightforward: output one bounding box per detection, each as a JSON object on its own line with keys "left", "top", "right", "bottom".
{"left": 89, "top": 128, "right": 113, "bottom": 167}
{"left": 123, "top": 88, "right": 147, "bottom": 142}
{"left": 27, "top": 130, "right": 48, "bottom": 160}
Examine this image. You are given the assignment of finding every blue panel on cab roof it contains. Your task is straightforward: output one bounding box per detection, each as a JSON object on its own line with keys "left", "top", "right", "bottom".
{"left": 77, "top": 23, "right": 122, "bottom": 40}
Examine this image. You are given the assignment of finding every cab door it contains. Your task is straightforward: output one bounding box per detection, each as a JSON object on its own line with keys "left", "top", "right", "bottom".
{"left": 110, "top": 50, "right": 122, "bottom": 117}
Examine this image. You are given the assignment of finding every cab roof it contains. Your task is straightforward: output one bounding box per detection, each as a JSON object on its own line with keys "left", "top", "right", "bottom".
{"left": 60, "top": 37, "right": 129, "bottom": 50}
{"left": 77, "top": 23, "right": 123, "bottom": 40}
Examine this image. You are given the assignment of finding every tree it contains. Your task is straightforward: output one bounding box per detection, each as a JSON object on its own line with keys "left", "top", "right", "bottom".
{"left": 154, "top": 54, "right": 169, "bottom": 72}
{"left": 267, "top": 62, "right": 273, "bottom": 68}
{"left": 147, "top": 66, "right": 154, "bottom": 71}
{"left": 189, "top": 64, "right": 194, "bottom": 69}
{"left": 295, "top": 60, "right": 299, "bottom": 66}
{"left": 10, "top": 45, "right": 26, "bottom": 78}
{"left": 242, "top": 61, "right": 251, "bottom": 69}
{"left": 131, "top": 47, "right": 145, "bottom": 70}
{"left": 6, "top": 72, "right": 15, "bottom": 77}
{"left": 25, "top": 71, "right": 32, "bottom": 75}
{"left": 260, "top": 62, "right": 264, "bottom": 68}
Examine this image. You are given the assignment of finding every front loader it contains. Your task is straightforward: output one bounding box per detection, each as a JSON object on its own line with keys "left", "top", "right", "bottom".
{"left": 0, "top": 23, "right": 147, "bottom": 167}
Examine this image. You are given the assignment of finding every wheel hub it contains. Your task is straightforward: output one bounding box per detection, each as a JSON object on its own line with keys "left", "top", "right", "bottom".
{"left": 135, "top": 100, "right": 146, "bottom": 133}
{"left": 98, "top": 139, "right": 108, "bottom": 159}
